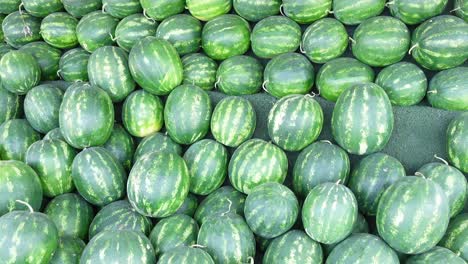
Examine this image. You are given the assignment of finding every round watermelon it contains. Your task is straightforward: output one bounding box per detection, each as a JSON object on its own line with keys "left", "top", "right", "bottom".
{"left": 388, "top": 0, "right": 448, "bottom": 25}
{"left": 103, "top": 124, "right": 135, "bottom": 170}
{"left": 406, "top": 246, "right": 465, "bottom": 264}
{"left": 447, "top": 113, "right": 468, "bottom": 173}
{"left": 158, "top": 246, "right": 215, "bottom": 264}
{"left": 176, "top": 193, "right": 198, "bottom": 217}
{"left": 58, "top": 48, "right": 90, "bottom": 82}
{"left": 233, "top": 0, "right": 280, "bottom": 22}
{"left": 22, "top": 0, "right": 63, "bottom": 17}
{"left": 115, "top": 14, "right": 157, "bottom": 52}
{"left": 282, "top": 0, "right": 331, "bottom": 24}
{"left": 133, "top": 132, "right": 182, "bottom": 162}
{"left": 156, "top": 14, "right": 202, "bottom": 55}
{"left": 20, "top": 41, "right": 62, "bottom": 81}
{"left": 62, "top": 0, "right": 101, "bottom": 18}
{"left": 76, "top": 11, "right": 119, "bottom": 52}
{"left": 333, "top": 0, "right": 385, "bottom": 25}
{"left": 182, "top": 53, "right": 218, "bottom": 90}
{"left": 428, "top": 67, "right": 468, "bottom": 111}
{"left": 0, "top": 50, "right": 41, "bottom": 94}
{"left": 0, "top": 119, "right": 40, "bottom": 161}
{"left": 216, "top": 55, "right": 263, "bottom": 95}
{"left": 439, "top": 213, "right": 468, "bottom": 261}
{"left": 122, "top": 90, "right": 164, "bottom": 138}
{"left": 40, "top": 12, "right": 78, "bottom": 49}
{"left": 140, "top": 0, "right": 185, "bottom": 21}
{"left": 49, "top": 237, "right": 85, "bottom": 264}
{"left": 102, "top": 0, "right": 142, "bottom": 18}
{"left": 186, "top": 0, "right": 231, "bottom": 21}
{"left": 2, "top": 11, "right": 41, "bottom": 48}
{"left": 24, "top": 84, "right": 63, "bottom": 133}
{"left": 0, "top": 86, "right": 21, "bottom": 124}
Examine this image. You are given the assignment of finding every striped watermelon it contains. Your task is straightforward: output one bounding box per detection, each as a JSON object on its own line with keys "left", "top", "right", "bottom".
{"left": 316, "top": 57, "right": 375, "bottom": 102}
{"left": 164, "top": 84, "right": 212, "bottom": 145}
{"left": 211, "top": 96, "right": 256, "bottom": 147}
{"left": 323, "top": 213, "right": 370, "bottom": 255}
{"left": 0, "top": 50, "right": 41, "bottom": 94}
{"left": 156, "top": 14, "right": 202, "bottom": 55}
{"left": 428, "top": 67, "right": 468, "bottom": 111}
{"left": 88, "top": 199, "right": 153, "bottom": 239}
{"left": 282, "top": 0, "right": 331, "bottom": 24}
{"left": 158, "top": 246, "right": 215, "bottom": 264}
{"left": 293, "top": 141, "right": 350, "bottom": 198}
{"left": 186, "top": 0, "right": 231, "bottom": 21}
{"left": 40, "top": 12, "right": 78, "bottom": 49}
{"left": 80, "top": 230, "right": 156, "bottom": 263}
{"left": 183, "top": 139, "right": 228, "bottom": 195}
{"left": 332, "top": 83, "right": 394, "bottom": 155}
{"left": 59, "top": 83, "right": 114, "bottom": 149}
{"left": 268, "top": 94, "right": 323, "bottom": 151}
{"left": 194, "top": 186, "right": 246, "bottom": 224}
{"left": 406, "top": 246, "right": 466, "bottom": 264}
{"left": 216, "top": 55, "right": 263, "bottom": 95}
{"left": 76, "top": 11, "right": 119, "bottom": 53}
{"left": 129, "top": 37, "right": 183, "bottom": 95}
{"left": 24, "top": 84, "right": 63, "bottom": 133}
{"left": 0, "top": 160, "right": 42, "bottom": 215}
{"left": 115, "top": 14, "right": 157, "bottom": 52}
{"left": 251, "top": 16, "right": 301, "bottom": 58}
{"left": 176, "top": 193, "right": 198, "bottom": 217}
{"left": 133, "top": 132, "right": 182, "bottom": 162}
{"left": 71, "top": 147, "right": 126, "bottom": 206}
{"left": 263, "top": 229, "right": 323, "bottom": 264}
{"left": 0, "top": 119, "right": 41, "bottom": 161}
{"left": 377, "top": 176, "right": 450, "bottom": 254}
{"left": 0, "top": 0, "right": 21, "bottom": 14}
{"left": 43, "top": 128, "right": 64, "bottom": 141}
{"left": 2, "top": 11, "right": 41, "bottom": 48}
{"left": 301, "top": 18, "right": 348, "bottom": 64}
{"left": 20, "top": 41, "right": 62, "bottom": 81}
{"left": 50, "top": 237, "right": 85, "bottom": 264}
{"left": 229, "top": 139, "right": 288, "bottom": 194}
{"left": 348, "top": 153, "right": 406, "bottom": 215}
{"left": 264, "top": 52, "right": 314, "bottom": 98}
{"left": 233, "top": 0, "right": 280, "bottom": 22}
{"left": 333, "top": 0, "right": 385, "bottom": 25}
{"left": 302, "top": 182, "right": 358, "bottom": 244}
{"left": 0, "top": 86, "right": 21, "bottom": 124}
{"left": 102, "top": 0, "right": 142, "bottom": 18}
{"left": 103, "top": 124, "right": 135, "bottom": 170}
{"left": 22, "top": 0, "right": 63, "bottom": 17}
{"left": 58, "top": 48, "right": 90, "bottom": 82}
{"left": 182, "top": 53, "right": 218, "bottom": 90}
{"left": 128, "top": 152, "right": 190, "bottom": 218}
{"left": 244, "top": 182, "right": 299, "bottom": 238}
{"left": 447, "top": 113, "right": 468, "bottom": 173}
{"left": 439, "top": 213, "right": 468, "bottom": 261}
{"left": 388, "top": 0, "right": 448, "bottom": 25}
{"left": 140, "top": 0, "right": 185, "bottom": 21}
{"left": 352, "top": 16, "right": 410, "bottom": 67}
{"left": 44, "top": 193, "right": 94, "bottom": 240}
{"left": 61, "top": 0, "right": 101, "bottom": 18}
{"left": 455, "top": 0, "right": 468, "bottom": 21}
{"left": 411, "top": 15, "right": 468, "bottom": 70}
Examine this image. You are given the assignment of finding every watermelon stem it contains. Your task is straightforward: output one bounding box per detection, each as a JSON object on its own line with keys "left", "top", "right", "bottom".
{"left": 214, "top": 77, "right": 221, "bottom": 90}
{"left": 408, "top": 44, "right": 419, "bottom": 55}
{"left": 247, "top": 256, "right": 254, "bottom": 264}
{"left": 385, "top": 1, "right": 394, "bottom": 7}
{"left": 109, "top": 32, "right": 118, "bottom": 42}
{"left": 18, "top": 2, "right": 24, "bottom": 15}
{"left": 57, "top": 69, "right": 62, "bottom": 78}
{"left": 102, "top": 3, "right": 107, "bottom": 14}
{"left": 327, "top": 10, "right": 334, "bottom": 14}
{"left": 320, "top": 140, "right": 333, "bottom": 145}
{"left": 262, "top": 80, "right": 269, "bottom": 93}
{"left": 450, "top": 7, "right": 461, "bottom": 13}
{"left": 221, "top": 199, "right": 233, "bottom": 216}
{"left": 433, "top": 154, "right": 449, "bottom": 165}
{"left": 190, "top": 244, "right": 206, "bottom": 249}
{"left": 299, "top": 42, "right": 305, "bottom": 53}
{"left": 279, "top": 4, "right": 285, "bottom": 16}
{"left": 335, "top": 179, "right": 341, "bottom": 185}
{"left": 348, "top": 37, "right": 356, "bottom": 45}
{"left": 427, "top": 90, "right": 437, "bottom": 94}
{"left": 143, "top": 9, "right": 156, "bottom": 23}
{"left": 414, "top": 172, "right": 426, "bottom": 178}
{"left": 15, "top": 200, "right": 34, "bottom": 213}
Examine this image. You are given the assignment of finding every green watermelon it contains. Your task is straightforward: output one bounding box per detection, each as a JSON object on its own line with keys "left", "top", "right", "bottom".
{"left": 103, "top": 124, "right": 135, "bottom": 170}
{"left": 24, "top": 84, "right": 63, "bottom": 133}
{"left": 323, "top": 213, "right": 370, "bottom": 255}
{"left": 158, "top": 246, "right": 215, "bottom": 264}
{"left": 76, "top": 11, "right": 119, "bottom": 52}
{"left": 129, "top": 37, "right": 183, "bottom": 95}
{"left": 282, "top": 0, "right": 331, "bottom": 24}
{"left": 201, "top": 14, "right": 251, "bottom": 60}
{"left": 263, "top": 52, "right": 314, "bottom": 98}
{"left": 406, "top": 246, "right": 466, "bottom": 264}
{"left": 268, "top": 94, "right": 323, "bottom": 151}
{"left": 49, "top": 237, "right": 85, "bottom": 264}
{"left": 133, "top": 132, "right": 182, "bottom": 162}
{"left": 0, "top": 50, "right": 41, "bottom": 94}
{"left": 229, "top": 139, "right": 288, "bottom": 194}
{"left": 102, "top": 0, "right": 142, "bottom": 18}
{"left": 22, "top": 0, "right": 63, "bottom": 17}
{"left": 0, "top": 119, "right": 41, "bottom": 161}
{"left": 348, "top": 153, "right": 406, "bottom": 215}
{"left": 194, "top": 186, "right": 246, "bottom": 224}
{"left": 40, "top": 12, "right": 78, "bottom": 49}
{"left": 141, "top": 0, "right": 185, "bottom": 21}
{"left": 44, "top": 193, "right": 94, "bottom": 240}
{"left": 61, "top": 0, "right": 101, "bottom": 18}
{"left": 2, "top": 11, "right": 41, "bottom": 48}
{"left": 447, "top": 113, "right": 468, "bottom": 173}
{"left": 428, "top": 67, "right": 468, "bottom": 111}
{"left": 43, "top": 128, "right": 64, "bottom": 141}
{"left": 316, "top": 57, "right": 375, "bottom": 102}
{"left": 156, "top": 14, "right": 202, "bottom": 55}
{"left": 211, "top": 96, "right": 256, "bottom": 147}
{"left": 333, "top": 0, "right": 385, "bottom": 25}
{"left": 388, "top": 0, "right": 448, "bottom": 25}
{"left": 377, "top": 176, "right": 450, "bottom": 254}
{"left": 128, "top": 152, "right": 190, "bottom": 217}
{"left": 115, "top": 14, "right": 157, "bottom": 52}
{"left": 59, "top": 83, "right": 114, "bottom": 149}
{"left": 183, "top": 139, "right": 228, "bottom": 195}
{"left": 0, "top": 43, "right": 14, "bottom": 58}
{"left": 455, "top": 0, "right": 468, "bottom": 22}
{"left": 20, "top": 41, "right": 62, "bottom": 81}
{"left": 302, "top": 182, "right": 358, "bottom": 244}
{"left": 182, "top": 53, "right": 218, "bottom": 90}
{"left": 186, "top": 0, "right": 231, "bottom": 21}
{"left": 176, "top": 193, "right": 198, "bottom": 217}
{"left": 58, "top": 48, "right": 90, "bottom": 82}
{"left": 233, "top": 0, "right": 280, "bottom": 22}
{"left": 72, "top": 147, "right": 126, "bottom": 206}
{"left": 0, "top": 160, "right": 42, "bottom": 215}
{"left": 164, "top": 85, "right": 212, "bottom": 145}
{"left": 439, "top": 213, "right": 468, "bottom": 261}
{"left": 332, "top": 83, "right": 394, "bottom": 155}
{"left": 0, "top": 0, "right": 21, "bottom": 14}
{"left": 216, "top": 55, "right": 263, "bottom": 95}
{"left": 0, "top": 86, "right": 21, "bottom": 124}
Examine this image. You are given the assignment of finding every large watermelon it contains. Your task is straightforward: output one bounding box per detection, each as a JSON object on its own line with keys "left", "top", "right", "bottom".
{"left": 406, "top": 246, "right": 466, "bottom": 264}
{"left": 40, "top": 12, "right": 78, "bottom": 49}
{"left": 20, "top": 41, "right": 62, "bottom": 81}
{"left": 0, "top": 119, "right": 41, "bottom": 161}
{"left": 22, "top": 0, "right": 63, "bottom": 17}
{"left": 0, "top": 86, "right": 21, "bottom": 124}
{"left": 428, "top": 67, "right": 468, "bottom": 111}
{"left": 76, "top": 11, "right": 119, "bottom": 52}
{"left": 233, "top": 0, "right": 280, "bottom": 22}
{"left": 282, "top": 0, "right": 331, "bottom": 24}
{"left": 215, "top": 55, "right": 263, "bottom": 95}
{"left": 102, "top": 0, "right": 142, "bottom": 18}
{"left": 49, "top": 237, "right": 85, "bottom": 264}
{"left": 61, "top": 0, "right": 102, "bottom": 18}
{"left": 194, "top": 186, "right": 246, "bottom": 224}
{"left": 103, "top": 124, "right": 135, "bottom": 170}
{"left": 115, "top": 14, "right": 157, "bottom": 52}
{"left": 58, "top": 48, "right": 90, "bottom": 82}
{"left": 24, "top": 84, "right": 63, "bottom": 133}
{"left": 140, "top": 0, "right": 185, "bottom": 21}
{"left": 333, "top": 0, "right": 385, "bottom": 25}
{"left": 439, "top": 213, "right": 468, "bottom": 261}
{"left": 0, "top": 50, "right": 41, "bottom": 94}
{"left": 158, "top": 246, "right": 215, "bottom": 264}
{"left": 156, "top": 14, "right": 202, "bottom": 55}
{"left": 133, "top": 132, "right": 182, "bottom": 162}
{"left": 186, "top": 0, "right": 231, "bottom": 21}
{"left": 122, "top": 90, "right": 164, "bottom": 138}
{"left": 182, "top": 53, "right": 218, "bottom": 90}
{"left": 447, "top": 113, "right": 468, "bottom": 173}
{"left": 2, "top": 11, "right": 41, "bottom": 48}
{"left": 388, "top": 0, "right": 448, "bottom": 25}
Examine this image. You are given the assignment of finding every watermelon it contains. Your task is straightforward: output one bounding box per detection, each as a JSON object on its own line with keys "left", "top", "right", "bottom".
{"left": 72, "top": 147, "right": 126, "bottom": 206}
{"left": 455, "top": 0, "right": 468, "bottom": 21}
{"left": 129, "top": 37, "right": 183, "bottom": 95}
{"left": 115, "top": 14, "right": 157, "bottom": 52}
{"left": 156, "top": 14, "right": 202, "bottom": 55}
{"left": 293, "top": 141, "right": 350, "bottom": 198}
{"left": 377, "top": 176, "right": 450, "bottom": 254}
{"left": 263, "top": 52, "right": 314, "bottom": 98}
{"left": 352, "top": 16, "right": 410, "bottom": 67}
{"left": 43, "top": 128, "right": 64, "bottom": 141}
{"left": 158, "top": 246, "right": 215, "bottom": 264}
{"left": 406, "top": 246, "right": 465, "bottom": 264}
{"left": 0, "top": 43, "right": 14, "bottom": 58}
{"left": 323, "top": 213, "right": 370, "bottom": 255}
{"left": 211, "top": 96, "right": 256, "bottom": 147}
{"left": 229, "top": 139, "right": 288, "bottom": 194}
{"left": 140, "top": 0, "right": 185, "bottom": 21}
{"left": 0, "top": 86, "right": 21, "bottom": 124}
{"left": 244, "top": 183, "right": 299, "bottom": 238}
{"left": 61, "top": 0, "right": 101, "bottom": 18}
{"left": 263, "top": 229, "right": 323, "bottom": 264}
{"left": 133, "top": 132, "right": 182, "bottom": 162}
{"left": 439, "top": 213, "right": 468, "bottom": 261}
{"left": 186, "top": 0, "right": 231, "bottom": 21}
{"left": 128, "top": 152, "right": 190, "bottom": 218}
{"left": 0, "top": 209, "right": 59, "bottom": 263}
{"left": 88, "top": 199, "right": 153, "bottom": 239}
{"left": 268, "top": 94, "right": 323, "bottom": 151}
{"left": 198, "top": 212, "right": 255, "bottom": 263}
{"left": 301, "top": 18, "right": 348, "bottom": 64}
{"left": 0, "top": 160, "right": 42, "bottom": 215}
{"left": 22, "top": 0, "right": 63, "bottom": 17}
{"left": 0, "top": 0, "right": 21, "bottom": 14}
{"left": 0, "top": 119, "right": 41, "bottom": 161}
{"left": 76, "top": 11, "right": 119, "bottom": 52}
{"left": 102, "top": 0, "right": 142, "bottom": 18}
{"left": 20, "top": 41, "right": 62, "bottom": 81}
{"left": 103, "top": 124, "right": 135, "bottom": 170}
{"left": 49, "top": 237, "right": 85, "bottom": 264}
{"left": 183, "top": 139, "right": 228, "bottom": 195}
{"left": 388, "top": 0, "right": 448, "bottom": 25}
{"left": 332, "top": 83, "right": 394, "bottom": 155}
{"left": 316, "top": 57, "right": 375, "bottom": 102}
{"left": 428, "top": 67, "right": 468, "bottom": 111}
{"left": 282, "top": 0, "right": 331, "bottom": 24}
{"left": 2, "top": 11, "right": 41, "bottom": 48}
{"left": 411, "top": 15, "right": 468, "bottom": 70}
{"left": 80, "top": 230, "right": 156, "bottom": 263}
{"left": 216, "top": 55, "right": 263, "bottom": 95}
{"left": 164, "top": 85, "right": 212, "bottom": 145}
{"left": 40, "top": 12, "right": 78, "bottom": 49}
{"left": 376, "top": 62, "right": 427, "bottom": 106}
{"left": 333, "top": 0, "right": 385, "bottom": 25}
{"left": 302, "top": 182, "right": 358, "bottom": 244}
{"left": 58, "top": 48, "right": 90, "bottom": 82}
{"left": 233, "top": 0, "right": 280, "bottom": 22}
{"left": 447, "top": 113, "right": 468, "bottom": 173}
{"left": 59, "top": 83, "right": 114, "bottom": 149}
{"left": 251, "top": 16, "right": 301, "bottom": 58}
{"left": 348, "top": 153, "right": 406, "bottom": 215}
{"left": 326, "top": 233, "right": 399, "bottom": 263}
{"left": 44, "top": 193, "right": 94, "bottom": 240}
{"left": 194, "top": 186, "right": 246, "bottom": 224}
{"left": 0, "top": 50, "right": 41, "bottom": 94}
{"left": 176, "top": 193, "right": 198, "bottom": 217}
{"left": 182, "top": 53, "right": 218, "bottom": 90}
{"left": 24, "top": 84, "right": 63, "bottom": 133}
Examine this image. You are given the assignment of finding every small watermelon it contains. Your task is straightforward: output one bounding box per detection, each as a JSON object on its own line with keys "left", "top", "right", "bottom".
{"left": 428, "top": 67, "right": 468, "bottom": 111}
{"left": 158, "top": 246, "right": 215, "bottom": 264}
{"left": 76, "top": 11, "right": 119, "bottom": 52}
{"left": 406, "top": 246, "right": 466, "bottom": 264}
{"left": 194, "top": 186, "right": 246, "bottom": 224}
{"left": 103, "top": 124, "right": 135, "bottom": 170}
{"left": 186, "top": 0, "right": 231, "bottom": 21}
{"left": 0, "top": 86, "right": 21, "bottom": 125}
{"left": 140, "top": 0, "right": 185, "bottom": 21}
{"left": 40, "top": 12, "right": 78, "bottom": 49}
{"left": 333, "top": 0, "right": 386, "bottom": 25}
{"left": 439, "top": 213, "right": 468, "bottom": 261}
{"left": 447, "top": 113, "right": 468, "bottom": 173}
{"left": 122, "top": 90, "right": 164, "bottom": 138}
{"left": 176, "top": 193, "right": 198, "bottom": 217}
{"left": 20, "top": 41, "right": 62, "bottom": 81}
{"left": 0, "top": 119, "right": 41, "bottom": 161}
{"left": 2, "top": 11, "right": 41, "bottom": 48}
{"left": 216, "top": 55, "right": 263, "bottom": 95}
{"left": 115, "top": 14, "right": 157, "bottom": 52}
{"left": 102, "top": 0, "right": 142, "bottom": 18}
{"left": 49, "top": 237, "right": 85, "bottom": 264}
{"left": 388, "top": 0, "right": 448, "bottom": 25}
{"left": 61, "top": 0, "right": 101, "bottom": 18}
{"left": 58, "top": 48, "right": 90, "bottom": 82}
{"left": 233, "top": 0, "right": 280, "bottom": 22}
{"left": 0, "top": 50, "right": 41, "bottom": 94}
{"left": 24, "top": 84, "right": 63, "bottom": 133}
{"left": 182, "top": 53, "right": 218, "bottom": 90}
{"left": 22, "top": 0, "right": 63, "bottom": 17}
{"left": 282, "top": 0, "right": 331, "bottom": 24}
{"left": 156, "top": 14, "right": 202, "bottom": 55}
{"left": 133, "top": 132, "right": 182, "bottom": 162}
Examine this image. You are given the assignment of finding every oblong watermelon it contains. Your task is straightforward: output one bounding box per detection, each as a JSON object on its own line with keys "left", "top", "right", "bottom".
{"left": 0, "top": 50, "right": 41, "bottom": 94}
{"left": 24, "top": 84, "right": 63, "bottom": 133}
{"left": 122, "top": 90, "right": 164, "bottom": 138}
{"left": 333, "top": 0, "right": 385, "bottom": 25}
{"left": 2, "top": 11, "right": 41, "bottom": 48}
{"left": 428, "top": 67, "right": 468, "bottom": 111}
{"left": 439, "top": 213, "right": 468, "bottom": 261}
{"left": 0, "top": 86, "right": 21, "bottom": 124}
{"left": 103, "top": 124, "right": 135, "bottom": 170}
{"left": 388, "top": 0, "right": 448, "bottom": 25}
{"left": 22, "top": 0, "right": 63, "bottom": 17}
{"left": 140, "top": 0, "right": 185, "bottom": 21}
{"left": 233, "top": 0, "right": 280, "bottom": 22}
{"left": 115, "top": 14, "right": 157, "bottom": 52}
{"left": 406, "top": 246, "right": 466, "bottom": 264}
{"left": 186, "top": 0, "right": 231, "bottom": 21}
{"left": 102, "top": 0, "right": 142, "bottom": 18}
{"left": 76, "top": 11, "right": 119, "bottom": 52}
{"left": 216, "top": 55, "right": 263, "bottom": 95}
{"left": 194, "top": 186, "right": 246, "bottom": 224}
{"left": 282, "top": 0, "right": 331, "bottom": 24}
{"left": 182, "top": 53, "right": 218, "bottom": 90}
{"left": 58, "top": 48, "right": 90, "bottom": 82}
{"left": 158, "top": 246, "right": 215, "bottom": 264}
{"left": 447, "top": 113, "right": 468, "bottom": 173}
{"left": 156, "top": 14, "right": 202, "bottom": 55}
{"left": 49, "top": 237, "right": 85, "bottom": 264}
{"left": 133, "top": 132, "right": 182, "bottom": 162}
{"left": 40, "top": 12, "right": 78, "bottom": 49}
{"left": 0, "top": 119, "right": 40, "bottom": 161}
{"left": 61, "top": 0, "right": 101, "bottom": 18}
{"left": 20, "top": 41, "right": 62, "bottom": 81}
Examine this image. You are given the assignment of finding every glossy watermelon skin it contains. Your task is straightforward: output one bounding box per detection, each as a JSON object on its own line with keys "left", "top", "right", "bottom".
{"left": 389, "top": 0, "right": 448, "bottom": 25}
{"left": 428, "top": 67, "right": 468, "bottom": 111}
{"left": 233, "top": 0, "right": 280, "bottom": 22}
{"left": 176, "top": 193, "right": 198, "bottom": 217}
{"left": 115, "top": 14, "right": 157, "bottom": 52}
{"left": 62, "top": 0, "right": 102, "bottom": 18}
{"left": 128, "top": 152, "right": 190, "bottom": 218}
{"left": 0, "top": 50, "right": 41, "bottom": 95}
{"left": 122, "top": 90, "right": 164, "bottom": 138}
{"left": 0, "top": 119, "right": 41, "bottom": 161}
{"left": 211, "top": 96, "right": 256, "bottom": 147}
{"left": 455, "top": 0, "right": 468, "bottom": 21}
{"left": 58, "top": 48, "right": 90, "bottom": 82}
{"left": 333, "top": 0, "right": 385, "bottom": 25}
{"left": 156, "top": 14, "right": 202, "bottom": 55}
{"left": 158, "top": 246, "right": 215, "bottom": 264}
{"left": 76, "top": 11, "right": 119, "bottom": 52}
{"left": 24, "top": 84, "right": 63, "bottom": 133}
{"left": 0, "top": 86, "right": 21, "bottom": 125}
{"left": 0, "top": 0, "right": 21, "bottom": 14}
{"left": 216, "top": 55, "right": 263, "bottom": 95}
{"left": 377, "top": 176, "right": 450, "bottom": 254}
{"left": 282, "top": 0, "right": 331, "bottom": 24}
{"left": 182, "top": 53, "right": 218, "bottom": 90}
{"left": 2, "top": 11, "right": 41, "bottom": 48}
{"left": 407, "top": 246, "right": 465, "bottom": 264}
{"left": 133, "top": 132, "right": 182, "bottom": 162}
{"left": 141, "top": 0, "right": 185, "bottom": 21}
{"left": 447, "top": 113, "right": 468, "bottom": 173}
{"left": 44, "top": 193, "right": 94, "bottom": 240}
{"left": 187, "top": 0, "right": 231, "bottom": 21}
{"left": 40, "top": 12, "right": 78, "bottom": 49}
{"left": 22, "top": 0, "right": 63, "bottom": 17}
{"left": 50, "top": 237, "right": 85, "bottom": 264}
{"left": 332, "top": 83, "right": 394, "bottom": 155}
{"left": 103, "top": 124, "right": 135, "bottom": 170}
{"left": 102, "top": 0, "right": 142, "bottom": 18}
{"left": 0, "top": 160, "right": 42, "bottom": 216}
{"left": 20, "top": 41, "right": 62, "bottom": 81}
{"left": 59, "top": 83, "right": 114, "bottom": 149}
{"left": 439, "top": 213, "right": 468, "bottom": 261}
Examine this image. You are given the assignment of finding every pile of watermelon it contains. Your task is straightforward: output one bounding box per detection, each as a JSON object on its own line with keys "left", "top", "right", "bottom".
{"left": 0, "top": 0, "right": 467, "bottom": 263}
